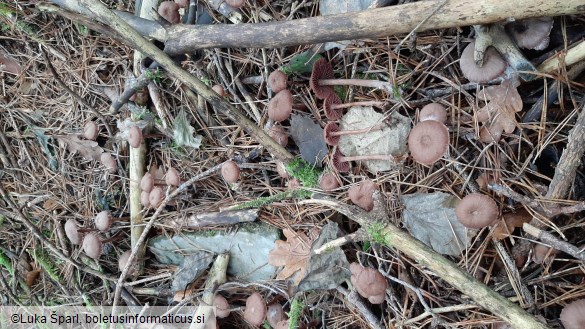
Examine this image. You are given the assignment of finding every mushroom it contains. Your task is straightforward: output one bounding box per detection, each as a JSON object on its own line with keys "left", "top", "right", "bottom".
{"left": 275, "top": 320, "right": 290, "bottom": 329}
{"left": 243, "top": 292, "right": 266, "bottom": 326}
{"left": 64, "top": 219, "right": 93, "bottom": 245}
{"left": 323, "top": 122, "right": 385, "bottom": 146}
{"left": 165, "top": 167, "right": 181, "bottom": 187}
{"left": 407, "top": 120, "right": 449, "bottom": 165}
{"left": 560, "top": 299, "right": 585, "bottom": 329}
{"left": 349, "top": 263, "right": 387, "bottom": 304}
{"left": 506, "top": 17, "right": 553, "bottom": 50}
{"left": 323, "top": 92, "right": 385, "bottom": 120}
{"left": 419, "top": 103, "right": 448, "bottom": 123}
{"left": 141, "top": 173, "right": 155, "bottom": 192}
{"left": 459, "top": 41, "right": 506, "bottom": 83}
{"left": 331, "top": 148, "right": 396, "bottom": 173}
{"left": 226, "top": 0, "right": 245, "bottom": 8}
{"left": 128, "top": 126, "right": 143, "bottom": 148}
{"left": 82, "top": 232, "right": 120, "bottom": 259}
{"left": 158, "top": 1, "right": 181, "bottom": 24}
{"left": 84, "top": 121, "right": 99, "bottom": 141}
{"left": 319, "top": 172, "right": 340, "bottom": 191}
{"left": 213, "top": 295, "right": 231, "bottom": 318}
{"left": 212, "top": 84, "right": 226, "bottom": 97}
{"left": 267, "top": 89, "right": 293, "bottom": 122}
{"left": 310, "top": 59, "right": 392, "bottom": 99}
{"left": 532, "top": 243, "right": 557, "bottom": 264}
{"left": 221, "top": 161, "right": 240, "bottom": 183}
{"left": 267, "top": 124, "right": 288, "bottom": 147}
{"left": 268, "top": 70, "right": 287, "bottom": 93}
{"left": 455, "top": 193, "right": 499, "bottom": 229}
{"left": 94, "top": 210, "right": 127, "bottom": 232}
{"left": 118, "top": 250, "right": 137, "bottom": 275}
{"left": 348, "top": 180, "right": 376, "bottom": 212}
{"left": 140, "top": 191, "right": 151, "bottom": 208}
{"left": 149, "top": 187, "right": 164, "bottom": 207}
{"left": 100, "top": 152, "right": 117, "bottom": 173}
{"left": 266, "top": 303, "right": 284, "bottom": 327}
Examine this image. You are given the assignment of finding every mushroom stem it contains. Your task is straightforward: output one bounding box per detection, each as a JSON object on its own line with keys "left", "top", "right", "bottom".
{"left": 318, "top": 78, "right": 391, "bottom": 90}
{"left": 340, "top": 154, "right": 395, "bottom": 162}
{"left": 330, "top": 101, "right": 385, "bottom": 109}
{"left": 330, "top": 124, "right": 385, "bottom": 137}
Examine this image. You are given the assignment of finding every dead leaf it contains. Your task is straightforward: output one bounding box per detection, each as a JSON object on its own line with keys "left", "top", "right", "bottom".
{"left": 55, "top": 135, "right": 104, "bottom": 161}
{"left": 476, "top": 80, "right": 523, "bottom": 142}
{"left": 171, "top": 252, "right": 214, "bottom": 293}
{"left": 173, "top": 110, "right": 202, "bottom": 150}
{"left": 290, "top": 114, "right": 328, "bottom": 166}
{"left": 268, "top": 228, "right": 319, "bottom": 285}
{"left": 24, "top": 269, "right": 41, "bottom": 287}
{"left": 492, "top": 208, "right": 531, "bottom": 240}
{"left": 0, "top": 50, "right": 22, "bottom": 75}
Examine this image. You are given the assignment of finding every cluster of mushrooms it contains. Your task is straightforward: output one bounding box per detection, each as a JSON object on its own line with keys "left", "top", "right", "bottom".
{"left": 213, "top": 293, "right": 289, "bottom": 328}
{"left": 158, "top": 0, "right": 245, "bottom": 24}
{"left": 139, "top": 167, "right": 180, "bottom": 208}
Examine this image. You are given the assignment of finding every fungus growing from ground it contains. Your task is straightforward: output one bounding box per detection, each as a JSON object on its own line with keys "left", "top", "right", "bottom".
{"left": 323, "top": 92, "right": 385, "bottom": 120}
{"left": 165, "top": 167, "right": 181, "bottom": 187}
{"left": 267, "top": 303, "right": 284, "bottom": 327}
{"left": 226, "top": 0, "right": 245, "bottom": 8}
{"left": 118, "top": 250, "right": 137, "bottom": 275}
{"left": 459, "top": 41, "right": 507, "bottom": 83}
{"left": 323, "top": 122, "right": 384, "bottom": 146}
{"left": 94, "top": 210, "right": 127, "bottom": 232}
{"left": 348, "top": 180, "right": 376, "bottom": 212}
{"left": 140, "top": 191, "right": 151, "bottom": 208}
{"left": 158, "top": 1, "right": 181, "bottom": 24}
{"left": 149, "top": 187, "right": 164, "bottom": 207}
{"left": 221, "top": 161, "right": 240, "bottom": 183}
{"left": 267, "top": 89, "right": 293, "bottom": 122}
{"left": 128, "top": 126, "right": 143, "bottom": 148}
{"left": 267, "top": 124, "right": 288, "bottom": 147}
{"left": 84, "top": 121, "right": 99, "bottom": 141}
{"left": 212, "top": 85, "right": 226, "bottom": 97}
{"left": 140, "top": 173, "right": 154, "bottom": 192}
{"left": 65, "top": 219, "right": 88, "bottom": 245}
{"left": 507, "top": 17, "right": 553, "bottom": 50}
{"left": 407, "top": 120, "right": 449, "bottom": 165}
{"left": 419, "top": 103, "right": 448, "bottom": 123}
{"left": 82, "top": 233, "right": 103, "bottom": 259}
{"left": 275, "top": 320, "right": 290, "bottom": 329}
{"left": 349, "top": 263, "right": 387, "bottom": 304}
{"left": 100, "top": 153, "right": 117, "bottom": 173}
{"left": 331, "top": 148, "right": 396, "bottom": 173}
{"left": 310, "top": 58, "right": 391, "bottom": 99}
{"left": 213, "top": 295, "right": 231, "bottom": 318}
{"left": 243, "top": 292, "right": 266, "bottom": 326}
{"left": 560, "top": 299, "right": 585, "bottom": 329}
{"left": 532, "top": 243, "right": 557, "bottom": 264}
{"left": 268, "top": 70, "right": 287, "bottom": 93}
{"left": 319, "top": 172, "right": 340, "bottom": 191}
{"left": 455, "top": 193, "right": 499, "bottom": 229}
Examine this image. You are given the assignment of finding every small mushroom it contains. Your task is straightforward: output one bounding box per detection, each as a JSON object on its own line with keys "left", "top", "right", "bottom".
{"left": 221, "top": 161, "right": 240, "bottom": 183}
{"left": 64, "top": 219, "right": 85, "bottom": 245}
{"left": 348, "top": 180, "right": 376, "bottom": 212}
{"left": 267, "top": 303, "right": 284, "bottom": 328}
{"left": 267, "top": 89, "right": 293, "bottom": 122}
{"left": 140, "top": 191, "right": 151, "bottom": 208}
{"left": 149, "top": 187, "right": 164, "bottom": 207}
{"left": 419, "top": 103, "right": 448, "bottom": 123}
{"left": 158, "top": 1, "right": 181, "bottom": 24}
{"left": 118, "top": 250, "right": 137, "bottom": 275}
{"left": 349, "top": 263, "right": 387, "bottom": 304}
{"left": 94, "top": 210, "right": 117, "bottom": 232}
{"left": 100, "top": 152, "right": 117, "bottom": 173}
{"left": 84, "top": 121, "right": 99, "bottom": 141}
{"left": 128, "top": 126, "right": 143, "bottom": 148}
{"left": 268, "top": 70, "right": 287, "bottom": 93}
{"left": 507, "top": 17, "right": 553, "bottom": 50}
{"left": 323, "top": 92, "right": 384, "bottom": 120}
{"left": 459, "top": 41, "right": 507, "bottom": 83}
{"left": 214, "top": 295, "right": 231, "bottom": 318}
{"left": 532, "top": 243, "right": 557, "bottom": 264}
{"left": 275, "top": 320, "right": 290, "bottom": 329}
{"left": 81, "top": 233, "right": 104, "bottom": 259}
{"left": 243, "top": 292, "right": 266, "bottom": 326}
{"left": 331, "top": 148, "right": 396, "bottom": 173}
{"left": 226, "top": 0, "right": 245, "bottom": 8}
{"left": 140, "top": 173, "right": 155, "bottom": 192}
{"left": 560, "top": 299, "right": 585, "bottom": 329}
{"left": 323, "top": 122, "right": 384, "bottom": 146}
{"left": 319, "top": 172, "right": 340, "bottom": 191}
{"left": 455, "top": 193, "right": 499, "bottom": 229}
{"left": 407, "top": 120, "right": 449, "bottom": 165}
{"left": 212, "top": 84, "right": 226, "bottom": 97}
{"left": 165, "top": 167, "right": 181, "bottom": 187}
{"left": 267, "top": 125, "right": 288, "bottom": 147}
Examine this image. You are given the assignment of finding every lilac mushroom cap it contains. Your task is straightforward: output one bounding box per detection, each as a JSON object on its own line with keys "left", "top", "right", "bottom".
{"left": 266, "top": 303, "right": 284, "bottom": 327}
{"left": 212, "top": 84, "right": 226, "bottom": 97}
{"left": 82, "top": 233, "right": 103, "bottom": 259}
{"left": 267, "top": 125, "right": 288, "bottom": 147}
{"left": 323, "top": 92, "right": 343, "bottom": 120}
{"left": 165, "top": 167, "right": 180, "bottom": 187}
{"left": 226, "top": 0, "right": 245, "bottom": 8}
{"left": 408, "top": 121, "right": 449, "bottom": 165}
{"left": 331, "top": 148, "right": 350, "bottom": 173}
{"left": 268, "top": 89, "right": 293, "bottom": 122}
{"left": 323, "top": 122, "right": 341, "bottom": 146}
{"left": 100, "top": 153, "right": 117, "bottom": 173}
{"left": 319, "top": 172, "right": 339, "bottom": 191}
{"left": 350, "top": 263, "right": 387, "bottom": 304}
{"left": 158, "top": 1, "right": 181, "bottom": 24}
{"left": 149, "top": 187, "right": 164, "bottom": 207}
{"left": 84, "top": 121, "right": 99, "bottom": 141}
{"left": 140, "top": 191, "right": 151, "bottom": 208}
{"left": 419, "top": 103, "right": 448, "bottom": 123}
{"left": 128, "top": 126, "right": 143, "bottom": 148}
{"left": 267, "top": 70, "right": 287, "bottom": 93}
{"left": 507, "top": 17, "right": 553, "bottom": 50}
{"left": 243, "top": 292, "right": 266, "bottom": 326}
{"left": 310, "top": 58, "right": 335, "bottom": 99}
{"left": 455, "top": 193, "right": 499, "bottom": 229}
{"left": 348, "top": 180, "right": 376, "bottom": 212}
{"left": 95, "top": 210, "right": 113, "bottom": 232}
{"left": 140, "top": 173, "right": 154, "bottom": 192}
{"left": 214, "top": 295, "right": 231, "bottom": 318}
{"left": 459, "top": 41, "right": 506, "bottom": 83}
{"left": 221, "top": 161, "right": 240, "bottom": 183}
{"left": 560, "top": 299, "right": 585, "bottom": 329}
{"left": 65, "top": 219, "right": 83, "bottom": 245}
{"left": 118, "top": 250, "right": 137, "bottom": 275}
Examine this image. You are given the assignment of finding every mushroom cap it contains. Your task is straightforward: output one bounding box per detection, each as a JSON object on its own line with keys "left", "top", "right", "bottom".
{"left": 275, "top": 320, "right": 290, "bottom": 329}
{"left": 266, "top": 303, "right": 284, "bottom": 327}
{"left": 319, "top": 172, "right": 339, "bottom": 191}
{"left": 455, "top": 193, "right": 499, "bottom": 229}
{"left": 323, "top": 93, "right": 343, "bottom": 120}
{"left": 267, "top": 125, "right": 288, "bottom": 147}
{"left": 226, "top": 0, "right": 245, "bottom": 8}
{"left": 82, "top": 233, "right": 103, "bottom": 259}
{"left": 267, "top": 70, "right": 288, "bottom": 93}
{"left": 349, "top": 263, "right": 387, "bottom": 303}
{"left": 323, "top": 122, "right": 341, "bottom": 146}
{"left": 100, "top": 153, "right": 117, "bottom": 173}
{"left": 84, "top": 121, "right": 99, "bottom": 141}
{"left": 140, "top": 191, "right": 151, "bottom": 208}
{"left": 128, "top": 126, "right": 143, "bottom": 148}
{"left": 331, "top": 148, "right": 350, "bottom": 173}
{"left": 419, "top": 103, "right": 447, "bottom": 123}
{"left": 213, "top": 295, "right": 231, "bottom": 318}
{"left": 118, "top": 250, "right": 137, "bottom": 275}
{"left": 507, "top": 17, "right": 553, "bottom": 50}
{"left": 221, "top": 161, "right": 240, "bottom": 183}
{"left": 560, "top": 299, "right": 585, "bottom": 329}
{"left": 310, "top": 58, "right": 335, "bottom": 99}
{"left": 158, "top": 1, "right": 181, "bottom": 24}
{"left": 95, "top": 210, "right": 113, "bottom": 232}
{"left": 140, "top": 173, "right": 154, "bottom": 192}
{"left": 65, "top": 219, "right": 82, "bottom": 245}
{"left": 149, "top": 187, "right": 164, "bottom": 207}
{"left": 243, "top": 292, "right": 266, "bottom": 326}
{"left": 165, "top": 167, "right": 181, "bottom": 186}
{"left": 348, "top": 180, "right": 376, "bottom": 212}
{"left": 532, "top": 243, "right": 556, "bottom": 264}
{"left": 212, "top": 84, "right": 226, "bottom": 97}
{"left": 268, "top": 89, "right": 293, "bottom": 122}
{"left": 408, "top": 121, "right": 449, "bottom": 165}
{"left": 459, "top": 41, "right": 506, "bottom": 83}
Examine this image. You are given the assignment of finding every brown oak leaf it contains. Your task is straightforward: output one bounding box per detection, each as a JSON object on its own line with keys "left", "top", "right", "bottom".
{"left": 56, "top": 135, "right": 104, "bottom": 161}
{"left": 268, "top": 228, "right": 318, "bottom": 285}
{"left": 476, "top": 80, "right": 523, "bottom": 143}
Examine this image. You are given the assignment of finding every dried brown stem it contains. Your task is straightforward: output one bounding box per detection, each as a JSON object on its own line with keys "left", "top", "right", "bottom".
{"left": 523, "top": 223, "right": 585, "bottom": 261}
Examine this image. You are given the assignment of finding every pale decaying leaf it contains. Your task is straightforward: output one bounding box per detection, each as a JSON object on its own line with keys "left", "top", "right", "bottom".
{"left": 400, "top": 192, "right": 476, "bottom": 255}
{"left": 173, "top": 110, "right": 202, "bottom": 149}
{"left": 338, "top": 107, "right": 409, "bottom": 173}
{"left": 268, "top": 228, "right": 319, "bottom": 285}
{"left": 476, "top": 80, "right": 523, "bottom": 142}
{"left": 0, "top": 50, "right": 22, "bottom": 75}
{"left": 56, "top": 135, "right": 104, "bottom": 161}
{"left": 116, "top": 118, "right": 149, "bottom": 142}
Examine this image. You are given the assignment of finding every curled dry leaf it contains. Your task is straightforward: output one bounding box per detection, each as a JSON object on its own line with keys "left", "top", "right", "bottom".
{"left": 476, "top": 80, "right": 523, "bottom": 143}
{"left": 268, "top": 228, "right": 319, "bottom": 285}
{"left": 55, "top": 135, "right": 104, "bottom": 161}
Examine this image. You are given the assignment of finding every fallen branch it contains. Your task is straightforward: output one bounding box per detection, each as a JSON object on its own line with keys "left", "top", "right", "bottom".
{"left": 523, "top": 223, "right": 585, "bottom": 261}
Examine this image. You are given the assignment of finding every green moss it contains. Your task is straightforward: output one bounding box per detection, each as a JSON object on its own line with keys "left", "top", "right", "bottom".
{"left": 285, "top": 158, "right": 320, "bottom": 188}
{"left": 0, "top": 251, "right": 14, "bottom": 278}
{"left": 287, "top": 297, "right": 303, "bottom": 329}
{"left": 144, "top": 68, "right": 162, "bottom": 83}
{"left": 31, "top": 249, "right": 61, "bottom": 283}
{"left": 367, "top": 222, "right": 389, "bottom": 245}
{"left": 232, "top": 189, "right": 308, "bottom": 210}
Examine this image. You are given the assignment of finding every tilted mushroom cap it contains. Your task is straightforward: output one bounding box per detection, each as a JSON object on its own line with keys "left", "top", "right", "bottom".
{"left": 221, "top": 161, "right": 240, "bottom": 183}
{"left": 128, "top": 126, "right": 143, "bottom": 148}
{"left": 408, "top": 121, "right": 449, "bottom": 165}
{"left": 140, "top": 191, "right": 151, "bottom": 208}
{"left": 158, "top": 1, "right": 181, "bottom": 24}
{"left": 419, "top": 103, "right": 448, "bottom": 123}
{"left": 507, "top": 17, "right": 553, "bottom": 50}
{"left": 268, "top": 89, "right": 293, "bottom": 122}
{"left": 84, "top": 121, "right": 99, "bottom": 141}
{"left": 319, "top": 172, "right": 340, "bottom": 191}
{"left": 532, "top": 243, "right": 557, "bottom": 264}
{"left": 560, "top": 299, "right": 585, "bottom": 329}
{"left": 267, "top": 70, "right": 288, "bottom": 93}
{"left": 266, "top": 303, "right": 284, "bottom": 327}
{"left": 455, "top": 193, "right": 499, "bottom": 229}
{"left": 310, "top": 58, "right": 335, "bottom": 99}
{"left": 212, "top": 84, "right": 226, "bottom": 97}
{"left": 149, "top": 187, "right": 164, "bottom": 207}
{"left": 65, "top": 219, "right": 82, "bottom": 245}
{"left": 226, "top": 0, "right": 245, "bottom": 8}
{"left": 459, "top": 41, "right": 506, "bottom": 83}
{"left": 82, "top": 233, "right": 103, "bottom": 259}
{"left": 213, "top": 295, "right": 231, "bottom": 318}
{"left": 267, "top": 124, "right": 288, "bottom": 147}
{"left": 323, "top": 93, "right": 343, "bottom": 120}
{"left": 140, "top": 173, "right": 154, "bottom": 192}
{"left": 323, "top": 122, "right": 341, "bottom": 146}
{"left": 331, "top": 148, "right": 350, "bottom": 173}
{"left": 243, "top": 292, "right": 266, "bottom": 326}
{"left": 95, "top": 210, "right": 113, "bottom": 232}
{"left": 348, "top": 180, "right": 376, "bottom": 212}
{"left": 165, "top": 167, "right": 180, "bottom": 186}
{"left": 100, "top": 153, "right": 117, "bottom": 173}
{"left": 275, "top": 320, "right": 290, "bottom": 329}
{"left": 118, "top": 250, "right": 137, "bottom": 275}
{"left": 349, "top": 263, "right": 387, "bottom": 304}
